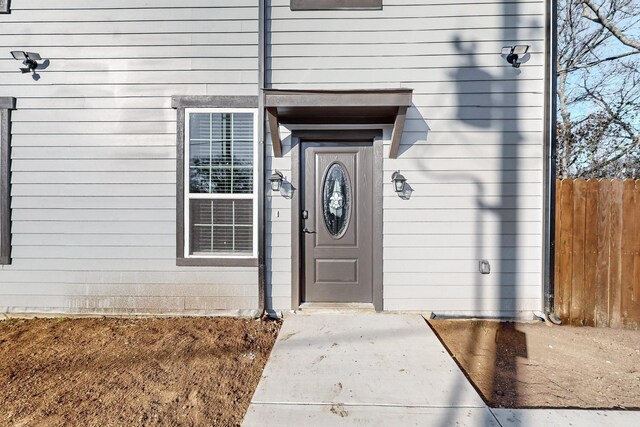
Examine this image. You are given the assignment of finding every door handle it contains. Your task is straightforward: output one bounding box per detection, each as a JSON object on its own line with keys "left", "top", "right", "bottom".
{"left": 302, "top": 227, "right": 316, "bottom": 234}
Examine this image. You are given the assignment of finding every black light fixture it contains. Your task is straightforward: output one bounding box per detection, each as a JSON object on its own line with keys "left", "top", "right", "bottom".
{"left": 501, "top": 45, "right": 529, "bottom": 68}
{"left": 391, "top": 171, "right": 407, "bottom": 194}
{"left": 10, "top": 51, "right": 42, "bottom": 74}
{"left": 269, "top": 170, "right": 284, "bottom": 192}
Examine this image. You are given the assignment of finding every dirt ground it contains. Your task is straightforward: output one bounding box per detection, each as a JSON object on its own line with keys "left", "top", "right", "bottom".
{"left": 0, "top": 317, "right": 280, "bottom": 427}
{"left": 429, "top": 320, "right": 640, "bottom": 409}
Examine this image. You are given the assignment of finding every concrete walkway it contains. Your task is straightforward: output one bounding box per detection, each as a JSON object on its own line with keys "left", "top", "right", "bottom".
{"left": 243, "top": 313, "right": 640, "bottom": 426}
{"left": 243, "top": 313, "right": 496, "bottom": 426}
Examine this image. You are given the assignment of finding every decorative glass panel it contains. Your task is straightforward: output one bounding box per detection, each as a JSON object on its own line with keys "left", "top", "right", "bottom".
{"left": 322, "top": 163, "right": 351, "bottom": 238}
{"left": 190, "top": 199, "right": 253, "bottom": 255}
{"left": 189, "top": 112, "right": 253, "bottom": 194}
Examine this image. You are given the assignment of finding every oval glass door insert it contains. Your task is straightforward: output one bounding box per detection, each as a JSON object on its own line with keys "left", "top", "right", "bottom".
{"left": 322, "top": 162, "right": 351, "bottom": 238}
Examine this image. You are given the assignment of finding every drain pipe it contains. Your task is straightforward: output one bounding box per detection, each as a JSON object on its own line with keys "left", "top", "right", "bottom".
{"left": 255, "top": 0, "right": 267, "bottom": 319}
{"left": 542, "top": 0, "right": 561, "bottom": 325}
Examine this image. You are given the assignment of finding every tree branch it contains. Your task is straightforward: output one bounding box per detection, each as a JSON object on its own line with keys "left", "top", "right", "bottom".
{"left": 578, "top": 83, "right": 640, "bottom": 175}
{"left": 581, "top": 0, "right": 640, "bottom": 50}
{"left": 559, "top": 49, "right": 640, "bottom": 74}
{"left": 557, "top": 68, "right": 574, "bottom": 178}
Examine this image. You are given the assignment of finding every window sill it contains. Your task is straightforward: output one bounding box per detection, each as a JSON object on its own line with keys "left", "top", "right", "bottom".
{"left": 177, "top": 257, "right": 259, "bottom": 267}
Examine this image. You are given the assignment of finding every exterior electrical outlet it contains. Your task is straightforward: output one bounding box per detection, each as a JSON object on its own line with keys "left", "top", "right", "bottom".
{"left": 480, "top": 260, "right": 491, "bottom": 275}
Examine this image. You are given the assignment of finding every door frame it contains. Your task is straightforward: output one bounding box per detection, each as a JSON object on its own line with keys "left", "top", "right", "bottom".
{"left": 290, "top": 129, "right": 384, "bottom": 311}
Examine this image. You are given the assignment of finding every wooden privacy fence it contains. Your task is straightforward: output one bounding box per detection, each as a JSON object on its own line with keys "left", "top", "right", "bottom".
{"left": 555, "top": 179, "right": 640, "bottom": 329}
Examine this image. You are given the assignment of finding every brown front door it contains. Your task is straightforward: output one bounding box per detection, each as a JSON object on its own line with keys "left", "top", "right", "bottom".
{"left": 301, "top": 142, "right": 373, "bottom": 304}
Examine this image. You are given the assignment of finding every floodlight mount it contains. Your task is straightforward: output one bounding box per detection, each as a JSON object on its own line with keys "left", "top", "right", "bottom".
{"left": 10, "top": 51, "right": 42, "bottom": 74}
{"left": 501, "top": 45, "right": 529, "bottom": 68}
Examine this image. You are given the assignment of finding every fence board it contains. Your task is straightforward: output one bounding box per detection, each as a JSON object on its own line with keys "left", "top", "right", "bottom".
{"left": 595, "top": 180, "right": 611, "bottom": 327}
{"left": 570, "top": 179, "right": 587, "bottom": 326}
{"left": 608, "top": 180, "right": 624, "bottom": 328}
{"left": 557, "top": 179, "right": 574, "bottom": 321}
{"left": 621, "top": 180, "right": 636, "bottom": 327}
{"left": 633, "top": 181, "right": 640, "bottom": 328}
{"left": 556, "top": 179, "right": 639, "bottom": 329}
{"left": 583, "top": 179, "right": 598, "bottom": 326}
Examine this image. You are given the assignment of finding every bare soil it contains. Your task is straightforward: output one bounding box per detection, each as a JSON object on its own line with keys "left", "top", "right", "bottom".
{"left": 429, "top": 320, "right": 640, "bottom": 409}
{"left": 0, "top": 317, "right": 281, "bottom": 427}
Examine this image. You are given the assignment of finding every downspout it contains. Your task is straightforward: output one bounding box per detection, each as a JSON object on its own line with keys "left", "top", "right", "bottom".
{"left": 542, "top": 0, "right": 561, "bottom": 324}
{"left": 256, "top": 0, "right": 267, "bottom": 318}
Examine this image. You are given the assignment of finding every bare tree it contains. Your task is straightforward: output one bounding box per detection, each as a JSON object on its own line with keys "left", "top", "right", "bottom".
{"left": 557, "top": 0, "right": 640, "bottom": 178}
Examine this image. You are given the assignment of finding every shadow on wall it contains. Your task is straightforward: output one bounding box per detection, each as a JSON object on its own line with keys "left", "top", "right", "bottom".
{"left": 395, "top": 103, "right": 430, "bottom": 157}
{"left": 275, "top": 133, "right": 293, "bottom": 158}
{"left": 30, "top": 59, "right": 50, "bottom": 81}
{"left": 430, "top": 24, "right": 529, "bottom": 423}
{"left": 452, "top": 35, "right": 495, "bottom": 129}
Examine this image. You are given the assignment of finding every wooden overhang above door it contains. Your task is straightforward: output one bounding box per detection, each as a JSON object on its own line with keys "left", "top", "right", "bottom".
{"left": 263, "top": 88, "right": 413, "bottom": 159}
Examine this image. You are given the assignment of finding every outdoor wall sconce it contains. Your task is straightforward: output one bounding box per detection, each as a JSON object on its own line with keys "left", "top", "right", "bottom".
{"left": 10, "top": 51, "right": 42, "bottom": 74}
{"left": 391, "top": 171, "right": 407, "bottom": 194}
{"left": 501, "top": 45, "right": 529, "bottom": 68}
{"left": 269, "top": 170, "right": 284, "bottom": 192}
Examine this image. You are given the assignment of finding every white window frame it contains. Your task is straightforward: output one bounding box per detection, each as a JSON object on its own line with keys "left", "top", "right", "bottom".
{"left": 183, "top": 108, "right": 259, "bottom": 259}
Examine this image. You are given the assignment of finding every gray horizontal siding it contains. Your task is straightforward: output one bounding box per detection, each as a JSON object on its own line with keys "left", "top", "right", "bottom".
{"left": 264, "top": 207, "right": 544, "bottom": 224}
{"left": 1, "top": 71, "right": 257, "bottom": 85}
{"left": 11, "top": 160, "right": 175, "bottom": 171}
{"left": 274, "top": 2, "right": 541, "bottom": 19}
{"left": 0, "top": 0, "right": 260, "bottom": 315}
{"left": 0, "top": 269, "right": 258, "bottom": 283}
{"left": 0, "top": 58, "right": 258, "bottom": 72}
{"left": 0, "top": 33, "right": 257, "bottom": 47}
{"left": 11, "top": 106, "right": 545, "bottom": 122}
{"left": 12, "top": 171, "right": 176, "bottom": 184}
{"left": 266, "top": 0, "right": 546, "bottom": 313}
{"left": 0, "top": 18, "right": 256, "bottom": 34}
{"left": 0, "top": 295, "right": 256, "bottom": 315}
{"left": 11, "top": 0, "right": 256, "bottom": 8}
{"left": 268, "top": 16, "right": 543, "bottom": 32}
{"left": 11, "top": 196, "right": 176, "bottom": 209}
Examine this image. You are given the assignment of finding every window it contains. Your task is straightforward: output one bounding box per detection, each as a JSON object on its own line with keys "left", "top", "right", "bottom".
{"left": 0, "top": 97, "right": 14, "bottom": 265}
{"left": 291, "top": 0, "right": 382, "bottom": 10}
{"left": 183, "top": 109, "right": 258, "bottom": 262}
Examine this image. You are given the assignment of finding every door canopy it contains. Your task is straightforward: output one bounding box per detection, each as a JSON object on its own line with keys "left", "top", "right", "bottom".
{"left": 263, "top": 88, "right": 413, "bottom": 158}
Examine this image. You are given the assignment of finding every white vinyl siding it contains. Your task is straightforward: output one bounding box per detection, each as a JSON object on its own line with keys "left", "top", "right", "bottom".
{"left": 184, "top": 109, "right": 259, "bottom": 259}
